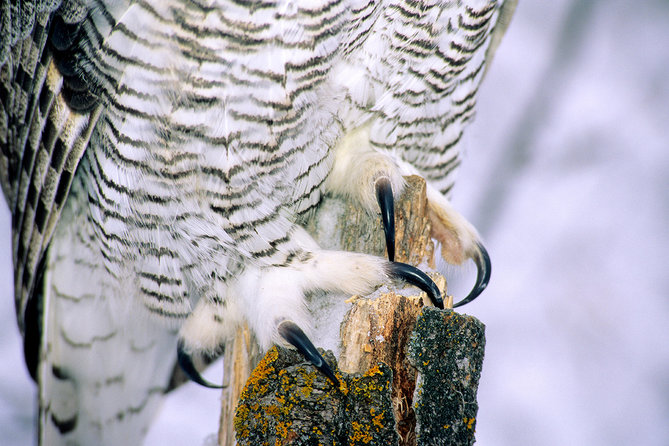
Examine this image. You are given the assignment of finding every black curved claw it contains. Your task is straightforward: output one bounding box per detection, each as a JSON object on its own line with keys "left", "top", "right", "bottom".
{"left": 278, "top": 320, "right": 339, "bottom": 386}
{"left": 387, "top": 262, "right": 444, "bottom": 309}
{"left": 177, "top": 340, "right": 223, "bottom": 389}
{"left": 453, "top": 242, "right": 491, "bottom": 308}
{"left": 375, "top": 177, "right": 395, "bottom": 262}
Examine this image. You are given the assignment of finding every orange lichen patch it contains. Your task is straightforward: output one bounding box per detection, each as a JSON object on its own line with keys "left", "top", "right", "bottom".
{"left": 371, "top": 410, "right": 384, "bottom": 429}
{"left": 337, "top": 372, "right": 349, "bottom": 395}
{"left": 464, "top": 417, "right": 476, "bottom": 430}
{"left": 349, "top": 421, "right": 374, "bottom": 444}
{"left": 298, "top": 368, "right": 316, "bottom": 399}
{"left": 274, "top": 420, "right": 293, "bottom": 445}
{"left": 343, "top": 365, "right": 395, "bottom": 445}
{"left": 362, "top": 364, "right": 384, "bottom": 378}
{"left": 234, "top": 347, "right": 281, "bottom": 439}
{"left": 239, "top": 346, "right": 279, "bottom": 399}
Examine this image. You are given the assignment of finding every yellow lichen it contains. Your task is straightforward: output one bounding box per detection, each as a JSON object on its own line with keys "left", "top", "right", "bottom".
{"left": 234, "top": 347, "right": 282, "bottom": 438}
{"left": 235, "top": 404, "right": 251, "bottom": 438}
{"left": 298, "top": 368, "right": 316, "bottom": 398}
{"left": 349, "top": 421, "right": 373, "bottom": 444}
{"left": 464, "top": 417, "right": 475, "bottom": 430}
{"left": 371, "top": 412, "right": 384, "bottom": 429}
{"left": 337, "top": 373, "right": 349, "bottom": 394}
{"left": 275, "top": 420, "right": 292, "bottom": 443}
{"left": 239, "top": 347, "right": 279, "bottom": 400}
{"left": 363, "top": 364, "right": 383, "bottom": 377}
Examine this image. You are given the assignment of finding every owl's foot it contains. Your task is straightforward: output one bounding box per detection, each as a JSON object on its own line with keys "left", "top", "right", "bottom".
{"left": 177, "top": 242, "right": 443, "bottom": 387}
{"left": 375, "top": 176, "right": 490, "bottom": 308}
{"left": 270, "top": 262, "right": 441, "bottom": 385}
{"left": 387, "top": 261, "right": 443, "bottom": 308}
{"left": 327, "top": 127, "right": 454, "bottom": 308}
{"left": 425, "top": 187, "right": 491, "bottom": 307}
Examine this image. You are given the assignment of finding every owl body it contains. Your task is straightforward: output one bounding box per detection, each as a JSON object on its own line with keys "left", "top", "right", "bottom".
{"left": 52, "top": 0, "right": 496, "bottom": 337}
{"left": 0, "top": 0, "right": 511, "bottom": 444}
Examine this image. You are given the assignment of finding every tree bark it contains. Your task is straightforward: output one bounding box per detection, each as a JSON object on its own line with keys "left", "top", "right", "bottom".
{"left": 219, "top": 176, "right": 486, "bottom": 445}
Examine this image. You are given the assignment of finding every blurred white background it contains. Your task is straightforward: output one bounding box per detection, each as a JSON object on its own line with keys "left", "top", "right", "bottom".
{"left": 2, "top": 0, "right": 668, "bottom": 444}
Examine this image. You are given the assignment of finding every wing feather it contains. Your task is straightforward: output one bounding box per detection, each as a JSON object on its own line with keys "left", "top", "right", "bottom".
{"left": 0, "top": 3, "right": 98, "bottom": 334}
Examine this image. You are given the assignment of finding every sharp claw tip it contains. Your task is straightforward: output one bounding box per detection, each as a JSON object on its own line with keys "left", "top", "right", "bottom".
{"left": 321, "top": 366, "right": 340, "bottom": 387}
{"left": 388, "top": 262, "right": 443, "bottom": 308}
{"left": 177, "top": 340, "right": 223, "bottom": 389}
{"left": 278, "top": 321, "right": 340, "bottom": 387}
{"left": 452, "top": 242, "right": 491, "bottom": 308}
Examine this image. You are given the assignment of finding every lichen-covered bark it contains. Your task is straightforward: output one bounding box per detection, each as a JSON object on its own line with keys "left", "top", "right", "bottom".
{"left": 234, "top": 347, "right": 398, "bottom": 446}
{"left": 234, "top": 307, "right": 486, "bottom": 446}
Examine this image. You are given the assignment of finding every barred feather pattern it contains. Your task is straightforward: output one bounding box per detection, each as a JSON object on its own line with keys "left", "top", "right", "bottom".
{"left": 67, "top": 0, "right": 500, "bottom": 322}
{"left": 339, "top": 0, "right": 500, "bottom": 195}
{"left": 0, "top": 0, "right": 505, "bottom": 444}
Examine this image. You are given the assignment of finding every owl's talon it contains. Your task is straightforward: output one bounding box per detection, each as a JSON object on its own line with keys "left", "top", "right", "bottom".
{"left": 387, "top": 262, "right": 444, "bottom": 309}
{"left": 375, "top": 176, "right": 395, "bottom": 262}
{"left": 278, "top": 320, "right": 339, "bottom": 386}
{"left": 375, "top": 178, "right": 443, "bottom": 309}
{"left": 177, "top": 340, "right": 223, "bottom": 389}
{"left": 453, "top": 241, "right": 491, "bottom": 308}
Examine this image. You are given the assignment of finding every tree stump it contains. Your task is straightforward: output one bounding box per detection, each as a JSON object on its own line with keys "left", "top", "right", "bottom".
{"left": 219, "top": 176, "right": 486, "bottom": 445}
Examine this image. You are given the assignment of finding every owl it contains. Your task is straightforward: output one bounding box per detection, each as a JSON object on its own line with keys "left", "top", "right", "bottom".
{"left": 0, "top": 0, "right": 514, "bottom": 444}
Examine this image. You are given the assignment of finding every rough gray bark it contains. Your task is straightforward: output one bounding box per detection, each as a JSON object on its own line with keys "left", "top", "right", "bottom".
{"left": 221, "top": 177, "right": 486, "bottom": 445}
{"left": 409, "top": 308, "right": 486, "bottom": 446}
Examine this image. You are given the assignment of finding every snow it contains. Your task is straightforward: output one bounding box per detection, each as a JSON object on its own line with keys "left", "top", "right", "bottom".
{"left": 1, "top": 1, "right": 668, "bottom": 444}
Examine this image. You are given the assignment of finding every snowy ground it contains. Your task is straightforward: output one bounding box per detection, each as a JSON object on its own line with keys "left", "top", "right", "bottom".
{"left": 2, "top": 0, "right": 669, "bottom": 444}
